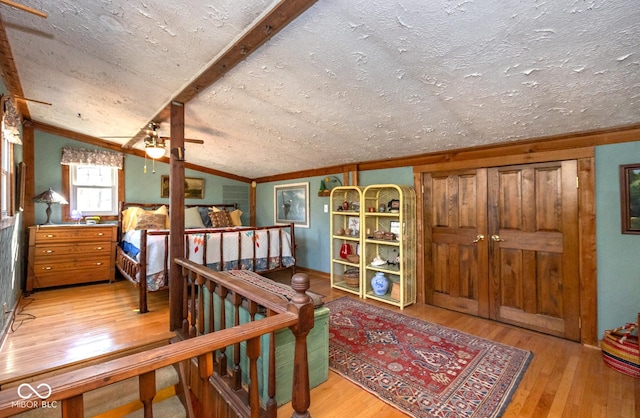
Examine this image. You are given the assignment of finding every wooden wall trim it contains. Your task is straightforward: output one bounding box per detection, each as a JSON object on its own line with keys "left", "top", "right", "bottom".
{"left": 578, "top": 157, "right": 598, "bottom": 346}
{"left": 31, "top": 121, "right": 251, "bottom": 183}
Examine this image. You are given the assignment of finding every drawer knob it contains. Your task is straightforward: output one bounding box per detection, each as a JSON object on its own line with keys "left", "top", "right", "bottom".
{"left": 95, "top": 262, "right": 103, "bottom": 266}
{"left": 45, "top": 234, "right": 54, "bottom": 238}
{"left": 42, "top": 266, "right": 52, "bottom": 270}
{"left": 44, "top": 250, "right": 54, "bottom": 253}
{"left": 96, "top": 247, "right": 103, "bottom": 250}
{"left": 97, "top": 233, "right": 104, "bottom": 236}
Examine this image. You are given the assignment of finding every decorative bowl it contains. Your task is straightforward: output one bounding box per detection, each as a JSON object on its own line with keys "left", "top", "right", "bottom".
{"left": 346, "top": 254, "right": 360, "bottom": 263}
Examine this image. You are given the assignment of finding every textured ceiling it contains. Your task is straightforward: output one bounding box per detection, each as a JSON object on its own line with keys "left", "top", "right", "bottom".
{"left": 2, "top": 0, "right": 640, "bottom": 179}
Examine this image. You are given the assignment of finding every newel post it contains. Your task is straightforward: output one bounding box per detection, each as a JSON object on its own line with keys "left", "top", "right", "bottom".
{"left": 288, "top": 273, "right": 314, "bottom": 418}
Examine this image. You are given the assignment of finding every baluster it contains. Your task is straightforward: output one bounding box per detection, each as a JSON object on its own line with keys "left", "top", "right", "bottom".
{"left": 265, "top": 309, "right": 277, "bottom": 418}
{"left": 231, "top": 292, "right": 243, "bottom": 390}
{"left": 289, "top": 273, "right": 313, "bottom": 418}
{"left": 139, "top": 370, "right": 156, "bottom": 418}
{"left": 198, "top": 352, "right": 214, "bottom": 418}
{"left": 189, "top": 273, "right": 202, "bottom": 338}
{"left": 61, "top": 394, "right": 83, "bottom": 418}
{"left": 195, "top": 273, "right": 205, "bottom": 338}
{"left": 204, "top": 280, "right": 215, "bottom": 335}
{"left": 181, "top": 267, "right": 191, "bottom": 336}
{"left": 217, "top": 286, "right": 228, "bottom": 376}
{"left": 246, "top": 336, "right": 261, "bottom": 418}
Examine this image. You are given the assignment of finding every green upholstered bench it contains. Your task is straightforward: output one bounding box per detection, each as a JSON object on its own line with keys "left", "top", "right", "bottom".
{"left": 203, "top": 271, "right": 329, "bottom": 407}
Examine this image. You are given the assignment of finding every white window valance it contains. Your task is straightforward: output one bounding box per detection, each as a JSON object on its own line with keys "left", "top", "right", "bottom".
{"left": 61, "top": 147, "right": 124, "bottom": 169}
{"left": 2, "top": 96, "right": 21, "bottom": 145}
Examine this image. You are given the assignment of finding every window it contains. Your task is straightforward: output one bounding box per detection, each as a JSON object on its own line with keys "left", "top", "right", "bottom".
{"left": 0, "top": 130, "right": 11, "bottom": 217}
{"left": 68, "top": 164, "right": 118, "bottom": 216}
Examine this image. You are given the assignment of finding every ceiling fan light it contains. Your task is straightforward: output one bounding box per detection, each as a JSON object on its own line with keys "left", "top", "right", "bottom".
{"left": 145, "top": 145, "right": 165, "bottom": 159}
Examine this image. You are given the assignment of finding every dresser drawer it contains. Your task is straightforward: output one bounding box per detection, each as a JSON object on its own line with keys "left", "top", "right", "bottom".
{"left": 33, "top": 242, "right": 113, "bottom": 258}
{"left": 33, "top": 255, "right": 113, "bottom": 273}
{"left": 34, "top": 226, "right": 115, "bottom": 243}
{"left": 32, "top": 267, "right": 113, "bottom": 288}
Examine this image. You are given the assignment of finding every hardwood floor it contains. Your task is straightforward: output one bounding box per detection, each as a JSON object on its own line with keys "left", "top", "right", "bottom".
{"left": 1, "top": 273, "right": 638, "bottom": 417}
{"left": 0, "top": 280, "right": 174, "bottom": 388}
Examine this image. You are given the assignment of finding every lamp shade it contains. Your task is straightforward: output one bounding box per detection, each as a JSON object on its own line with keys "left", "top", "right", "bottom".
{"left": 33, "top": 187, "right": 68, "bottom": 205}
{"left": 145, "top": 144, "right": 165, "bottom": 159}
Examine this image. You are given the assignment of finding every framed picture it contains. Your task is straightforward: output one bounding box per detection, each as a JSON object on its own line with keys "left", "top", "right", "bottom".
{"left": 161, "top": 175, "right": 205, "bottom": 199}
{"left": 347, "top": 216, "right": 360, "bottom": 235}
{"left": 274, "top": 182, "right": 309, "bottom": 228}
{"left": 390, "top": 221, "right": 400, "bottom": 236}
{"left": 620, "top": 164, "right": 640, "bottom": 234}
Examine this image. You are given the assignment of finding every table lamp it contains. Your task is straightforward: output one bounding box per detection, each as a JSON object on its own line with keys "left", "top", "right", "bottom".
{"left": 32, "top": 187, "right": 68, "bottom": 225}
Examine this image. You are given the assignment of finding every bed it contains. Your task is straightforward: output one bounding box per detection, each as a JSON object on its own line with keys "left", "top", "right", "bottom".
{"left": 115, "top": 202, "right": 296, "bottom": 313}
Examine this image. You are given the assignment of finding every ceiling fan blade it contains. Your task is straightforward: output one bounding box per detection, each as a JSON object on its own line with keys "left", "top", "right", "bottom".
{"left": 160, "top": 136, "right": 204, "bottom": 144}
{"left": 14, "top": 95, "right": 51, "bottom": 105}
{"left": 0, "top": 0, "right": 47, "bottom": 18}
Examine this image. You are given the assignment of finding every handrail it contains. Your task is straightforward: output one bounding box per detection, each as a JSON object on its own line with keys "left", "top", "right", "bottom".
{"left": 0, "top": 258, "right": 313, "bottom": 418}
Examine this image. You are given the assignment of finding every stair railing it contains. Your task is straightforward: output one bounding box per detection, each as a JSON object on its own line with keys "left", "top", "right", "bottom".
{"left": 0, "top": 258, "right": 313, "bottom": 418}
{"left": 174, "top": 258, "right": 314, "bottom": 418}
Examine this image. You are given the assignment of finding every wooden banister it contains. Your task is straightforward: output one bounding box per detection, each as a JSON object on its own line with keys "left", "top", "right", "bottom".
{"left": 0, "top": 258, "right": 313, "bottom": 418}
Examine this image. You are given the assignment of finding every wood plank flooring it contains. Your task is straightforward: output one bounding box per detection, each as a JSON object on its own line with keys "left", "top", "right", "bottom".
{"left": 0, "top": 280, "right": 174, "bottom": 388}
{"left": 1, "top": 273, "right": 638, "bottom": 417}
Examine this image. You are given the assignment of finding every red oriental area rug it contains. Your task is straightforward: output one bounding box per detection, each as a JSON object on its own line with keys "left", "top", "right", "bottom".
{"left": 327, "top": 297, "right": 532, "bottom": 418}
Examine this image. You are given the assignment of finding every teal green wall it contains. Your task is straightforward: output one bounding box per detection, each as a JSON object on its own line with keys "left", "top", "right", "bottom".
{"left": 596, "top": 141, "right": 640, "bottom": 337}
{"left": 255, "top": 168, "right": 414, "bottom": 272}
{"left": 33, "top": 131, "right": 249, "bottom": 225}
{"left": 0, "top": 80, "right": 23, "bottom": 336}
{"left": 26, "top": 126, "right": 640, "bottom": 340}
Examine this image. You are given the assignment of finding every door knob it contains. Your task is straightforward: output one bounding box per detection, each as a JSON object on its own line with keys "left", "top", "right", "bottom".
{"left": 472, "top": 235, "right": 485, "bottom": 243}
{"left": 491, "top": 235, "right": 504, "bottom": 242}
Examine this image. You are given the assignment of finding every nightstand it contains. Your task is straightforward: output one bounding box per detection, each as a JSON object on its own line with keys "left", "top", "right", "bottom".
{"left": 26, "top": 224, "right": 117, "bottom": 292}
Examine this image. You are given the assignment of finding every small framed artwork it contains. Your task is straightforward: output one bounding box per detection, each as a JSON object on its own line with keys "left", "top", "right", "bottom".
{"left": 274, "top": 182, "right": 309, "bottom": 228}
{"left": 390, "top": 221, "right": 400, "bottom": 236}
{"left": 161, "top": 175, "right": 205, "bottom": 199}
{"left": 348, "top": 216, "right": 360, "bottom": 235}
{"left": 620, "top": 163, "right": 640, "bottom": 234}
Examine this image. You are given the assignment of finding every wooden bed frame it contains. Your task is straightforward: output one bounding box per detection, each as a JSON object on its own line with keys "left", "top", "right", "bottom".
{"left": 114, "top": 202, "right": 296, "bottom": 313}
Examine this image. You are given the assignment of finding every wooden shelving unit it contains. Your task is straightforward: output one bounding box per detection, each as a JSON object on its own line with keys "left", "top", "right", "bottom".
{"left": 329, "top": 186, "right": 364, "bottom": 296}
{"left": 361, "top": 184, "right": 416, "bottom": 309}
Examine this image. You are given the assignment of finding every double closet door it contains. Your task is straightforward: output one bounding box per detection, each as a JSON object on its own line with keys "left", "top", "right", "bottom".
{"left": 424, "top": 160, "right": 580, "bottom": 341}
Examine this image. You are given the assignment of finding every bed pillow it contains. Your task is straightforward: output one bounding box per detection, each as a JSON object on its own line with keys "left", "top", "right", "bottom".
{"left": 122, "top": 207, "right": 143, "bottom": 232}
{"left": 198, "top": 207, "right": 212, "bottom": 227}
{"left": 136, "top": 212, "right": 167, "bottom": 230}
{"left": 209, "top": 210, "right": 232, "bottom": 228}
{"left": 155, "top": 205, "right": 170, "bottom": 228}
{"left": 229, "top": 209, "right": 243, "bottom": 226}
{"left": 185, "top": 206, "right": 206, "bottom": 228}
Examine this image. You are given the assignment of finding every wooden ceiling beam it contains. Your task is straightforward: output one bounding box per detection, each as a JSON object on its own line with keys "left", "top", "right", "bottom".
{"left": 132, "top": 0, "right": 318, "bottom": 145}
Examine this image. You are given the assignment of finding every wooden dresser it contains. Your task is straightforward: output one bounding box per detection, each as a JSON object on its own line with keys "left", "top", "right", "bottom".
{"left": 26, "top": 224, "right": 117, "bottom": 292}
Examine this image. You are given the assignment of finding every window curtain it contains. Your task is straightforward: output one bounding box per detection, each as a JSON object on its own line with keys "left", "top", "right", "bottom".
{"left": 2, "top": 96, "right": 21, "bottom": 145}
{"left": 61, "top": 147, "right": 124, "bottom": 169}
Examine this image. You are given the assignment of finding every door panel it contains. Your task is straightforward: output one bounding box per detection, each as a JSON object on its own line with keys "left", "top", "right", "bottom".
{"left": 425, "top": 170, "right": 488, "bottom": 317}
{"left": 488, "top": 161, "right": 580, "bottom": 341}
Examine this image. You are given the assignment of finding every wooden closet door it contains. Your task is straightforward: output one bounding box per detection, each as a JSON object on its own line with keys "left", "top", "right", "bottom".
{"left": 487, "top": 161, "right": 580, "bottom": 341}
{"left": 424, "top": 169, "right": 489, "bottom": 317}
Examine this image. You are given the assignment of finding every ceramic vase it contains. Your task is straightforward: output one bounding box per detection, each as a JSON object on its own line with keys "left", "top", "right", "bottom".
{"left": 339, "top": 243, "right": 353, "bottom": 259}
{"left": 371, "top": 271, "right": 389, "bottom": 295}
